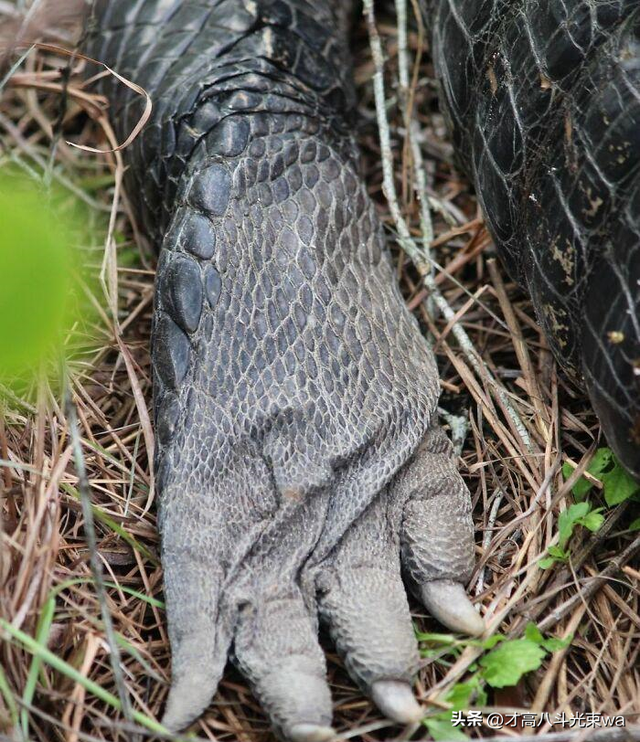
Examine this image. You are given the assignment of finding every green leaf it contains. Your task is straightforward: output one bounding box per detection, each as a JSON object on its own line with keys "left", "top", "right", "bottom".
{"left": 524, "top": 623, "right": 544, "bottom": 644}
{"left": 21, "top": 596, "right": 56, "bottom": 736}
{"left": 415, "top": 631, "right": 461, "bottom": 645}
{"left": 587, "top": 448, "right": 615, "bottom": 477}
{"left": 524, "top": 623, "right": 571, "bottom": 652}
{"left": 0, "top": 173, "right": 97, "bottom": 388}
{"left": 540, "top": 544, "right": 569, "bottom": 568}
{"left": 444, "top": 677, "right": 488, "bottom": 711}
{"left": 557, "top": 502, "right": 604, "bottom": 550}
{"left": 445, "top": 683, "right": 474, "bottom": 711}
{"left": 542, "top": 501, "right": 604, "bottom": 570}
{"left": 481, "top": 634, "right": 505, "bottom": 650}
{"left": 629, "top": 518, "right": 640, "bottom": 532}
{"left": 0, "top": 187, "right": 72, "bottom": 375}
{"left": 580, "top": 508, "right": 605, "bottom": 533}
{"left": 565, "top": 448, "right": 639, "bottom": 507}
{"left": 558, "top": 502, "right": 589, "bottom": 548}
{"left": 416, "top": 630, "right": 474, "bottom": 661}
{"left": 562, "top": 461, "right": 593, "bottom": 499}
{"left": 548, "top": 545, "right": 570, "bottom": 561}
{"left": 475, "top": 684, "right": 489, "bottom": 707}
{"left": 601, "top": 463, "right": 640, "bottom": 506}
{"left": 540, "top": 635, "right": 572, "bottom": 652}
{"left": 424, "top": 715, "right": 468, "bottom": 741}
{"left": 547, "top": 546, "right": 567, "bottom": 557}
{"left": 479, "top": 639, "right": 546, "bottom": 688}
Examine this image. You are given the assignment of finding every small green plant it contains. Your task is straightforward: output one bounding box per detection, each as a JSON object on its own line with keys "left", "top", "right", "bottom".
{"left": 478, "top": 624, "right": 570, "bottom": 686}
{"left": 419, "top": 624, "right": 570, "bottom": 740}
{"left": 423, "top": 714, "right": 469, "bottom": 741}
{"left": 563, "top": 447, "right": 640, "bottom": 506}
{"left": 538, "top": 447, "right": 640, "bottom": 569}
{"left": 539, "top": 501, "right": 604, "bottom": 568}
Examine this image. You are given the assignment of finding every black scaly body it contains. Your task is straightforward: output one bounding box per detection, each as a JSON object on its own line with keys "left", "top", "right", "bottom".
{"left": 427, "top": 0, "right": 640, "bottom": 475}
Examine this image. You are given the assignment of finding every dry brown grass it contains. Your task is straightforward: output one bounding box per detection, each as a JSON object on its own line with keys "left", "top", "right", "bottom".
{"left": 1, "top": 4, "right": 639, "bottom": 742}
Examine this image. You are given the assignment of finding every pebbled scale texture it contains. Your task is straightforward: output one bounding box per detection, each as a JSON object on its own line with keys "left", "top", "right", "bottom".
{"left": 85, "top": 1, "right": 477, "bottom": 737}
{"left": 425, "top": 0, "right": 640, "bottom": 476}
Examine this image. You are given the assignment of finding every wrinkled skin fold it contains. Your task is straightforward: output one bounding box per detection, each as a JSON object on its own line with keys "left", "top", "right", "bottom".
{"left": 86, "top": 1, "right": 482, "bottom": 738}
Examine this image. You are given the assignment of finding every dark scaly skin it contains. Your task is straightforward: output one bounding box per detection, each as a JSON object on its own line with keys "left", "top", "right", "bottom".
{"left": 85, "top": 1, "right": 481, "bottom": 739}
{"left": 427, "top": 0, "right": 640, "bottom": 477}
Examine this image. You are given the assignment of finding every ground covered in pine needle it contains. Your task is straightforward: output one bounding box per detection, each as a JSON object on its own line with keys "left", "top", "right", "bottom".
{"left": 1, "top": 3, "right": 639, "bottom": 742}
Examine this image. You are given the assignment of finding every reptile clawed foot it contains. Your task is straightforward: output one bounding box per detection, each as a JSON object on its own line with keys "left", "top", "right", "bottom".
{"left": 156, "top": 419, "right": 483, "bottom": 739}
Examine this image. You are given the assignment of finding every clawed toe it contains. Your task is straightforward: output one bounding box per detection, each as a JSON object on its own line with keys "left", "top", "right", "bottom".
{"left": 371, "top": 680, "right": 423, "bottom": 724}
{"left": 288, "top": 723, "right": 337, "bottom": 742}
{"left": 420, "top": 580, "right": 485, "bottom": 637}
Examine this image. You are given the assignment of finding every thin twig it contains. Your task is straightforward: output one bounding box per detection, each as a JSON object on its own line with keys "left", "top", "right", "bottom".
{"left": 475, "top": 488, "right": 504, "bottom": 595}
{"left": 538, "top": 532, "right": 640, "bottom": 633}
{"left": 63, "top": 376, "right": 133, "bottom": 724}
{"left": 363, "top": 0, "right": 532, "bottom": 452}
{"left": 395, "top": 0, "right": 434, "bottom": 249}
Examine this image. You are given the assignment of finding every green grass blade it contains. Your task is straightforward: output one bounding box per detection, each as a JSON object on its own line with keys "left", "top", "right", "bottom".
{"left": 0, "top": 618, "right": 167, "bottom": 735}
{"left": 21, "top": 596, "right": 55, "bottom": 737}
{"left": 61, "top": 482, "right": 157, "bottom": 564}
{"left": 0, "top": 661, "right": 19, "bottom": 728}
{"left": 44, "top": 575, "right": 163, "bottom": 609}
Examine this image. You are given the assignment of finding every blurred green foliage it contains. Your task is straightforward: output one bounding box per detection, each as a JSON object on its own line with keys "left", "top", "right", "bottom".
{"left": 0, "top": 172, "right": 94, "bottom": 390}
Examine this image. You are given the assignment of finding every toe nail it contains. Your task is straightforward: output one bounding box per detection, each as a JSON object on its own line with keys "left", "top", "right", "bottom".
{"left": 371, "top": 680, "right": 423, "bottom": 724}
{"left": 288, "top": 723, "right": 336, "bottom": 742}
{"left": 420, "top": 580, "right": 485, "bottom": 637}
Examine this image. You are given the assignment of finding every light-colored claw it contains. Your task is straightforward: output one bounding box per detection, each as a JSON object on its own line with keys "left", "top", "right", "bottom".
{"left": 288, "top": 723, "right": 336, "bottom": 742}
{"left": 162, "top": 668, "right": 221, "bottom": 732}
{"left": 420, "top": 580, "right": 485, "bottom": 637}
{"left": 371, "top": 680, "right": 423, "bottom": 724}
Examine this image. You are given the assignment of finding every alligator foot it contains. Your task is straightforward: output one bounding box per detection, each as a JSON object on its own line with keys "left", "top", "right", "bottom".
{"left": 152, "top": 126, "right": 484, "bottom": 734}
